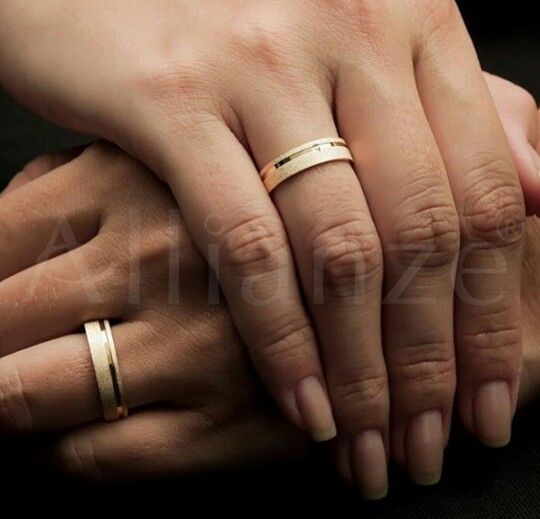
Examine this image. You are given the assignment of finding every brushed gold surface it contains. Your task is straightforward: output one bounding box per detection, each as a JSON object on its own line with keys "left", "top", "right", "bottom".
{"left": 261, "top": 142, "right": 353, "bottom": 193}
{"left": 84, "top": 320, "right": 128, "bottom": 421}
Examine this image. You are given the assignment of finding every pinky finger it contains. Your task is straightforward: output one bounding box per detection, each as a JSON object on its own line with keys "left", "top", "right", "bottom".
{"left": 40, "top": 409, "right": 306, "bottom": 480}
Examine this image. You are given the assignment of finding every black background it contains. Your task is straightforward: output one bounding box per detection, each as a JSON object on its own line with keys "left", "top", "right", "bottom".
{"left": 0, "top": 3, "right": 539, "bottom": 517}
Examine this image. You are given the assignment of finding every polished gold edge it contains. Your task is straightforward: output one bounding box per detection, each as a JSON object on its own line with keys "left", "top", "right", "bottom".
{"left": 85, "top": 319, "right": 128, "bottom": 422}
{"left": 104, "top": 319, "right": 128, "bottom": 419}
{"left": 259, "top": 137, "right": 347, "bottom": 179}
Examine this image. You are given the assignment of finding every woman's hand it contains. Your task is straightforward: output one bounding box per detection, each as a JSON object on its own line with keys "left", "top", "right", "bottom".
{"left": 485, "top": 73, "right": 540, "bottom": 214}
{"left": 0, "top": 1, "right": 528, "bottom": 496}
{"left": 0, "top": 143, "right": 306, "bottom": 477}
{"left": 2, "top": 141, "right": 540, "bottom": 486}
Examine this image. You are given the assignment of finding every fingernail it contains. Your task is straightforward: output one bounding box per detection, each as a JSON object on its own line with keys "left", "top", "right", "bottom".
{"left": 474, "top": 380, "right": 512, "bottom": 447}
{"left": 406, "top": 410, "right": 444, "bottom": 486}
{"left": 296, "top": 376, "right": 336, "bottom": 442}
{"left": 352, "top": 430, "right": 388, "bottom": 500}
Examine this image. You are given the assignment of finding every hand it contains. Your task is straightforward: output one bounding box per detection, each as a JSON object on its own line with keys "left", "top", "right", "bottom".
{"left": 0, "top": 143, "right": 305, "bottom": 477}
{"left": 484, "top": 73, "right": 540, "bottom": 214}
{"left": 0, "top": 1, "right": 526, "bottom": 496}
{"left": 2, "top": 142, "right": 540, "bottom": 484}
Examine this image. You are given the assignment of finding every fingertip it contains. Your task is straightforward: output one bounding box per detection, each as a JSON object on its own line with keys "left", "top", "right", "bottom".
{"left": 295, "top": 376, "right": 337, "bottom": 442}
{"left": 474, "top": 380, "right": 512, "bottom": 448}
{"left": 352, "top": 429, "right": 389, "bottom": 500}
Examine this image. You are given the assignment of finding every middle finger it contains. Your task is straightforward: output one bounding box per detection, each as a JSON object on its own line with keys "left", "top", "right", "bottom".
{"left": 337, "top": 57, "right": 458, "bottom": 484}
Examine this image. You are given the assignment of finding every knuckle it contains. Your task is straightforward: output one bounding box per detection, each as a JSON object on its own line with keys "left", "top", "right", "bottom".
{"left": 86, "top": 237, "right": 125, "bottom": 279}
{"left": 311, "top": 215, "right": 383, "bottom": 298}
{"left": 73, "top": 238, "right": 125, "bottom": 306}
{"left": 463, "top": 325, "right": 521, "bottom": 364}
{"left": 254, "top": 318, "right": 316, "bottom": 366}
{"left": 58, "top": 436, "right": 104, "bottom": 479}
{"left": 391, "top": 197, "right": 460, "bottom": 268}
{"left": 331, "top": 367, "right": 389, "bottom": 421}
{"left": 418, "top": 0, "right": 458, "bottom": 40}
{"left": 320, "top": 0, "right": 385, "bottom": 21}
{"left": 221, "top": 214, "right": 289, "bottom": 273}
{"left": 462, "top": 158, "right": 525, "bottom": 247}
{"left": 390, "top": 341, "right": 455, "bottom": 390}
{"left": 139, "top": 59, "right": 203, "bottom": 99}
{"left": 0, "top": 364, "right": 33, "bottom": 433}
{"left": 318, "top": 0, "right": 393, "bottom": 51}
{"left": 138, "top": 221, "right": 184, "bottom": 271}
{"left": 230, "top": 13, "right": 295, "bottom": 75}
{"left": 136, "top": 58, "right": 217, "bottom": 123}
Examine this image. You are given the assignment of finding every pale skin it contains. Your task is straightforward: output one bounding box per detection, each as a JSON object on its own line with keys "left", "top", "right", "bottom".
{"left": 0, "top": 0, "right": 539, "bottom": 497}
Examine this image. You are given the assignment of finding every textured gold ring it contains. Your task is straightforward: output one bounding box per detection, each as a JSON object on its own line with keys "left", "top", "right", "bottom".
{"left": 84, "top": 319, "right": 128, "bottom": 422}
{"left": 259, "top": 137, "right": 354, "bottom": 193}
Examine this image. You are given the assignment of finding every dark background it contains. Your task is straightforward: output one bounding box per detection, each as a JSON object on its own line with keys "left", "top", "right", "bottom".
{"left": 1, "top": 3, "right": 539, "bottom": 516}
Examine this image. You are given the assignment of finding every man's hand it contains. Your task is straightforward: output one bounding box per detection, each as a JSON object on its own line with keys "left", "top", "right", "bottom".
{"left": 0, "top": 144, "right": 305, "bottom": 476}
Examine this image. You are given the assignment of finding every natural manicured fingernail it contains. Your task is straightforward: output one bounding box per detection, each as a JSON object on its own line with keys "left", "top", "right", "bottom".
{"left": 296, "top": 376, "right": 336, "bottom": 442}
{"left": 352, "top": 430, "right": 388, "bottom": 500}
{"left": 475, "top": 380, "right": 512, "bottom": 447}
{"left": 406, "top": 410, "right": 444, "bottom": 486}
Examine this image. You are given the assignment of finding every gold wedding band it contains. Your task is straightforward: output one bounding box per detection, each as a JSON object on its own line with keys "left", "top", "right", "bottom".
{"left": 259, "top": 137, "right": 354, "bottom": 193}
{"left": 84, "top": 319, "right": 128, "bottom": 422}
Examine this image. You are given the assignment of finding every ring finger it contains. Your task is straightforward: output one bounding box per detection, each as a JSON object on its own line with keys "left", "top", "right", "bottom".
{"left": 0, "top": 320, "right": 198, "bottom": 433}
{"left": 239, "top": 87, "right": 389, "bottom": 498}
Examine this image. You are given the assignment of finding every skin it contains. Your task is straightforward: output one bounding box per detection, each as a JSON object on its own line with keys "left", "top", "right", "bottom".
{"left": 0, "top": 1, "right": 537, "bottom": 495}
{"left": 0, "top": 117, "right": 540, "bottom": 486}
{"left": 0, "top": 143, "right": 307, "bottom": 478}
{"left": 0, "top": 81, "right": 538, "bottom": 494}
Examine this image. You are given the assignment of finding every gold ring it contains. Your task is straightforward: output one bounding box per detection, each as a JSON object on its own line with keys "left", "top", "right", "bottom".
{"left": 84, "top": 319, "right": 128, "bottom": 422}
{"left": 259, "top": 137, "right": 354, "bottom": 193}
